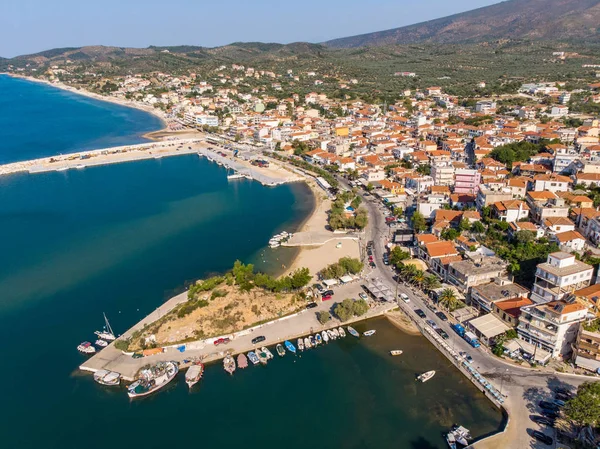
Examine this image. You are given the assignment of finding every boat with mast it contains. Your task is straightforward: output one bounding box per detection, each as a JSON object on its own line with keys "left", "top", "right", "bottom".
{"left": 127, "top": 361, "right": 178, "bottom": 398}
{"left": 185, "top": 363, "right": 204, "bottom": 388}
{"left": 94, "top": 313, "right": 116, "bottom": 341}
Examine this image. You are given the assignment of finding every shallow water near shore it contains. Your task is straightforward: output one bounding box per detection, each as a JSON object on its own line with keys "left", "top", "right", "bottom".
{"left": 0, "top": 74, "right": 163, "bottom": 163}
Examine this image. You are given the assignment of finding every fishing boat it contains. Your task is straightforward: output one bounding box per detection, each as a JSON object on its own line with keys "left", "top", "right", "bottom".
{"left": 347, "top": 326, "right": 360, "bottom": 338}
{"left": 338, "top": 327, "right": 346, "bottom": 338}
{"left": 185, "top": 363, "right": 204, "bottom": 388}
{"left": 94, "top": 313, "right": 116, "bottom": 341}
{"left": 77, "top": 342, "right": 96, "bottom": 354}
{"left": 417, "top": 370, "right": 436, "bottom": 383}
{"left": 93, "top": 369, "right": 121, "bottom": 386}
{"left": 223, "top": 354, "right": 236, "bottom": 375}
{"left": 247, "top": 351, "right": 260, "bottom": 365}
{"left": 363, "top": 330, "right": 376, "bottom": 337}
{"left": 304, "top": 337, "right": 312, "bottom": 349}
{"left": 262, "top": 347, "right": 274, "bottom": 360}
{"left": 445, "top": 431, "right": 457, "bottom": 449}
{"left": 297, "top": 338, "right": 304, "bottom": 351}
{"left": 95, "top": 339, "right": 108, "bottom": 348}
{"left": 256, "top": 349, "right": 268, "bottom": 365}
{"left": 127, "top": 361, "right": 178, "bottom": 398}
{"left": 285, "top": 340, "right": 296, "bottom": 354}
{"left": 276, "top": 344, "right": 286, "bottom": 357}
{"left": 237, "top": 353, "right": 248, "bottom": 369}
{"left": 315, "top": 334, "right": 322, "bottom": 345}
{"left": 322, "top": 330, "right": 329, "bottom": 343}
{"left": 389, "top": 350, "right": 403, "bottom": 356}
{"left": 310, "top": 335, "right": 317, "bottom": 346}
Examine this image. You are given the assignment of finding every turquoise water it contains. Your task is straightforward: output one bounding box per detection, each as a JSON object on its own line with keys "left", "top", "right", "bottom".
{"left": 0, "top": 78, "right": 502, "bottom": 448}
{"left": 0, "top": 74, "right": 163, "bottom": 163}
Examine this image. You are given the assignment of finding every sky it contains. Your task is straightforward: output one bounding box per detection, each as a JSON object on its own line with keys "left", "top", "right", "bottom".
{"left": 0, "top": 0, "right": 502, "bottom": 58}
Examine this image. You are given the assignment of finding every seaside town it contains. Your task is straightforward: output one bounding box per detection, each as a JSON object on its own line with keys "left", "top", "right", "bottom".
{"left": 6, "top": 46, "right": 600, "bottom": 448}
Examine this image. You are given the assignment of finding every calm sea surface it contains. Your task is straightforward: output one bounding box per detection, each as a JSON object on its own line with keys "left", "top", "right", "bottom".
{"left": 0, "top": 77, "right": 502, "bottom": 449}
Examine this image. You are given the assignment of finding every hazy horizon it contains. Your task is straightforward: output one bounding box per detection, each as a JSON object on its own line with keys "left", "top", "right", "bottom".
{"left": 1, "top": 0, "right": 502, "bottom": 58}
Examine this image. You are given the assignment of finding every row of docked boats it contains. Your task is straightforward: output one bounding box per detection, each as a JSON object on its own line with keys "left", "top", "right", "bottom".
{"left": 446, "top": 425, "right": 472, "bottom": 449}
{"left": 268, "top": 231, "right": 292, "bottom": 248}
{"left": 77, "top": 313, "right": 116, "bottom": 355}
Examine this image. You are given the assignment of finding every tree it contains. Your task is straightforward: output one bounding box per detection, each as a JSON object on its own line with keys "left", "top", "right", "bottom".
{"left": 393, "top": 207, "right": 404, "bottom": 218}
{"left": 350, "top": 196, "right": 362, "bottom": 210}
{"left": 458, "top": 218, "right": 471, "bottom": 233}
{"left": 564, "top": 382, "right": 600, "bottom": 428}
{"left": 441, "top": 228, "right": 460, "bottom": 241}
{"left": 422, "top": 274, "right": 441, "bottom": 292}
{"left": 390, "top": 247, "right": 410, "bottom": 267}
{"left": 352, "top": 298, "right": 369, "bottom": 316}
{"left": 514, "top": 230, "right": 535, "bottom": 244}
{"left": 438, "top": 288, "right": 459, "bottom": 311}
{"left": 317, "top": 311, "right": 331, "bottom": 325}
{"left": 334, "top": 299, "right": 354, "bottom": 322}
{"left": 416, "top": 164, "right": 431, "bottom": 176}
{"left": 355, "top": 209, "right": 368, "bottom": 229}
{"left": 411, "top": 211, "right": 427, "bottom": 233}
{"left": 339, "top": 257, "right": 364, "bottom": 274}
{"left": 290, "top": 268, "right": 311, "bottom": 289}
{"left": 471, "top": 221, "right": 486, "bottom": 234}
{"left": 366, "top": 183, "right": 374, "bottom": 192}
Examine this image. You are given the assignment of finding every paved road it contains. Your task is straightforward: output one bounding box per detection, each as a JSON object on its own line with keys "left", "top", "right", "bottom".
{"left": 336, "top": 174, "right": 594, "bottom": 449}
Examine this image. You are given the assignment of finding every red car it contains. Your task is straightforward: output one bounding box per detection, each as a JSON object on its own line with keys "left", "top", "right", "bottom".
{"left": 213, "top": 337, "right": 231, "bottom": 346}
{"left": 321, "top": 295, "right": 333, "bottom": 301}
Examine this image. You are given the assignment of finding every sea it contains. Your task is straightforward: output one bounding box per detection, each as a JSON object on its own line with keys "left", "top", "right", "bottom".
{"left": 0, "top": 75, "right": 503, "bottom": 449}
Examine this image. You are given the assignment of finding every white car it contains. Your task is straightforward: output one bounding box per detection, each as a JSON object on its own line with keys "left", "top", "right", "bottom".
{"left": 400, "top": 293, "right": 410, "bottom": 303}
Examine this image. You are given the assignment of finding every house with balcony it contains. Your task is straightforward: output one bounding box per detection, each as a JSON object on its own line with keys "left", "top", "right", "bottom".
{"left": 491, "top": 200, "right": 529, "bottom": 223}
{"left": 470, "top": 277, "right": 531, "bottom": 314}
{"left": 526, "top": 191, "right": 569, "bottom": 225}
{"left": 517, "top": 300, "right": 588, "bottom": 358}
{"left": 446, "top": 255, "right": 508, "bottom": 294}
{"left": 454, "top": 168, "right": 482, "bottom": 195}
{"left": 574, "top": 326, "right": 600, "bottom": 372}
{"left": 530, "top": 252, "right": 594, "bottom": 304}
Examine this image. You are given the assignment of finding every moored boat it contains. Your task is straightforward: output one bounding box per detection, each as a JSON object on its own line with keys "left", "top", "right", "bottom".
{"left": 237, "top": 353, "right": 249, "bottom": 369}
{"left": 417, "top": 370, "right": 436, "bottom": 383}
{"left": 276, "top": 344, "right": 286, "bottom": 357}
{"left": 223, "top": 354, "right": 236, "bottom": 375}
{"left": 304, "top": 337, "right": 312, "bottom": 349}
{"left": 390, "top": 350, "right": 403, "bottom": 356}
{"left": 363, "top": 330, "right": 376, "bottom": 337}
{"left": 262, "top": 347, "right": 274, "bottom": 359}
{"left": 256, "top": 349, "right": 268, "bottom": 365}
{"left": 452, "top": 425, "right": 471, "bottom": 446}
{"left": 77, "top": 342, "right": 96, "bottom": 354}
{"left": 446, "top": 431, "right": 457, "bottom": 449}
{"left": 331, "top": 328, "right": 340, "bottom": 339}
{"left": 95, "top": 339, "right": 108, "bottom": 348}
{"left": 247, "top": 351, "right": 260, "bottom": 365}
{"left": 127, "top": 361, "right": 178, "bottom": 398}
{"left": 322, "top": 331, "right": 329, "bottom": 343}
{"left": 327, "top": 330, "right": 336, "bottom": 340}
{"left": 338, "top": 327, "right": 346, "bottom": 338}
{"left": 297, "top": 338, "right": 304, "bottom": 351}
{"left": 93, "top": 369, "right": 121, "bottom": 386}
{"left": 185, "top": 363, "right": 204, "bottom": 388}
{"left": 347, "top": 326, "right": 360, "bottom": 338}
{"left": 315, "top": 334, "right": 322, "bottom": 345}
{"left": 310, "top": 335, "right": 317, "bottom": 346}
{"left": 94, "top": 313, "right": 116, "bottom": 341}
{"left": 284, "top": 340, "right": 296, "bottom": 354}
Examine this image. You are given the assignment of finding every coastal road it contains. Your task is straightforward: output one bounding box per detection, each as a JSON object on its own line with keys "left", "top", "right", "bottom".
{"left": 336, "top": 174, "right": 593, "bottom": 448}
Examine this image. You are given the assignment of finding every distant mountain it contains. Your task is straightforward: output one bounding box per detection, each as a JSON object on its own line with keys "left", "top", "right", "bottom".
{"left": 325, "top": 0, "right": 600, "bottom": 48}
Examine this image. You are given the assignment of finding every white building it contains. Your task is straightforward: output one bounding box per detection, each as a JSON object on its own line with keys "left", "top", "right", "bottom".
{"left": 431, "top": 165, "right": 455, "bottom": 186}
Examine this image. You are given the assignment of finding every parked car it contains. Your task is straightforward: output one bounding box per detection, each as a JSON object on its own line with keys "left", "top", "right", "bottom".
{"left": 305, "top": 302, "right": 318, "bottom": 309}
{"left": 540, "top": 409, "right": 559, "bottom": 419}
{"left": 359, "top": 293, "right": 368, "bottom": 300}
{"left": 426, "top": 320, "right": 438, "bottom": 330}
{"left": 554, "top": 387, "right": 573, "bottom": 396}
{"left": 322, "top": 294, "right": 333, "bottom": 301}
{"left": 322, "top": 290, "right": 334, "bottom": 297}
{"left": 531, "top": 415, "right": 555, "bottom": 427}
{"left": 313, "top": 284, "right": 324, "bottom": 292}
{"left": 214, "top": 337, "right": 231, "bottom": 346}
{"left": 531, "top": 430, "right": 553, "bottom": 446}
{"left": 251, "top": 336, "right": 266, "bottom": 344}
{"left": 539, "top": 401, "right": 560, "bottom": 412}
{"left": 400, "top": 293, "right": 410, "bottom": 303}
{"left": 435, "top": 311, "right": 448, "bottom": 321}
{"left": 436, "top": 328, "right": 450, "bottom": 339}
{"left": 370, "top": 262, "right": 376, "bottom": 269}
{"left": 414, "top": 309, "right": 426, "bottom": 319}
{"left": 553, "top": 399, "right": 566, "bottom": 407}
{"left": 555, "top": 392, "right": 572, "bottom": 401}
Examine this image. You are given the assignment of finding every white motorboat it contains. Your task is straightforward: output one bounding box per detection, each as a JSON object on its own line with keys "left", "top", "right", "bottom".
{"left": 327, "top": 329, "right": 336, "bottom": 340}
{"left": 127, "top": 361, "right": 179, "bottom": 398}
{"left": 338, "top": 327, "right": 346, "bottom": 338}
{"left": 185, "top": 363, "right": 204, "bottom": 388}
{"left": 77, "top": 342, "right": 96, "bottom": 354}
{"left": 261, "top": 346, "right": 274, "bottom": 359}
{"left": 297, "top": 338, "right": 305, "bottom": 351}
{"left": 417, "top": 370, "right": 436, "bottom": 383}
{"left": 331, "top": 328, "right": 340, "bottom": 339}
{"left": 446, "top": 431, "right": 457, "bottom": 449}
{"left": 452, "top": 426, "right": 471, "bottom": 446}
{"left": 95, "top": 339, "right": 108, "bottom": 348}
{"left": 322, "top": 330, "right": 329, "bottom": 343}
{"left": 389, "top": 350, "right": 403, "bottom": 356}
{"left": 93, "top": 369, "right": 121, "bottom": 386}
{"left": 363, "top": 330, "right": 376, "bottom": 337}
{"left": 304, "top": 337, "right": 312, "bottom": 349}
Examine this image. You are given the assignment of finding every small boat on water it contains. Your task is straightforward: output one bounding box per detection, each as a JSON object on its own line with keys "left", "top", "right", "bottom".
{"left": 446, "top": 431, "right": 457, "bottom": 449}
{"left": 338, "top": 327, "right": 346, "bottom": 338}
{"left": 95, "top": 339, "right": 108, "bottom": 348}
{"left": 77, "top": 342, "right": 96, "bottom": 354}
{"left": 223, "top": 354, "right": 236, "bottom": 375}
{"left": 331, "top": 328, "right": 340, "bottom": 339}
{"left": 347, "top": 327, "right": 360, "bottom": 338}
{"left": 327, "top": 329, "right": 336, "bottom": 340}
{"left": 451, "top": 425, "right": 471, "bottom": 446}
{"left": 93, "top": 369, "right": 121, "bottom": 386}
{"left": 127, "top": 361, "right": 178, "bottom": 398}
{"left": 310, "top": 335, "right": 317, "bottom": 346}
{"left": 417, "top": 370, "right": 436, "bottom": 383}
{"left": 94, "top": 313, "right": 116, "bottom": 341}
{"left": 304, "top": 337, "right": 312, "bottom": 349}
{"left": 247, "top": 351, "right": 260, "bottom": 365}
{"left": 237, "top": 353, "right": 249, "bottom": 369}
{"left": 256, "top": 349, "right": 268, "bottom": 365}
{"left": 276, "top": 344, "right": 286, "bottom": 357}
{"left": 262, "top": 347, "right": 274, "bottom": 360}
{"left": 363, "top": 330, "right": 376, "bottom": 337}
{"left": 390, "top": 350, "right": 403, "bottom": 356}
{"left": 322, "top": 331, "right": 329, "bottom": 343}
{"left": 285, "top": 340, "right": 296, "bottom": 354}
{"left": 185, "top": 363, "right": 204, "bottom": 388}
{"left": 297, "top": 338, "right": 304, "bottom": 351}
{"left": 315, "top": 334, "right": 322, "bottom": 345}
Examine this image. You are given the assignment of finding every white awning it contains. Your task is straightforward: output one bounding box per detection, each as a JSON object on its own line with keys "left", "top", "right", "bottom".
{"left": 339, "top": 275, "right": 353, "bottom": 284}
{"left": 468, "top": 314, "right": 509, "bottom": 340}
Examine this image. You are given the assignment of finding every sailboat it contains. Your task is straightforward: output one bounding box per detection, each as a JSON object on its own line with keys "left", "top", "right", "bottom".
{"left": 94, "top": 313, "right": 116, "bottom": 341}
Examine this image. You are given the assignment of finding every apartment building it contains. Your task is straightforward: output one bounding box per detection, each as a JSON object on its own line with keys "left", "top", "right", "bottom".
{"left": 470, "top": 278, "right": 530, "bottom": 313}
{"left": 526, "top": 191, "right": 569, "bottom": 224}
{"left": 431, "top": 165, "right": 455, "bottom": 186}
{"left": 446, "top": 255, "right": 508, "bottom": 294}
{"left": 530, "top": 252, "right": 594, "bottom": 303}
{"left": 454, "top": 168, "right": 481, "bottom": 195}
{"left": 574, "top": 326, "right": 600, "bottom": 372}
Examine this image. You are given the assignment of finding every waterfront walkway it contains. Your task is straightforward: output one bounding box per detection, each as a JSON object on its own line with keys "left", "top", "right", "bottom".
{"left": 282, "top": 231, "right": 359, "bottom": 247}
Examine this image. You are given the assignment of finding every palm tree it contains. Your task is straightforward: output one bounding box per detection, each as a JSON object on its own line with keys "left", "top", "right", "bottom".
{"left": 411, "top": 269, "right": 425, "bottom": 288}
{"left": 438, "top": 288, "right": 459, "bottom": 311}
{"left": 398, "top": 264, "right": 417, "bottom": 282}
{"left": 422, "top": 275, "right": 441, "bottom": 292}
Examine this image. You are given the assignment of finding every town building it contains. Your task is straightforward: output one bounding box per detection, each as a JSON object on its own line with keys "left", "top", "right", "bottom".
{"left": 530, "top": 252, "right": 594, "bottom": 303}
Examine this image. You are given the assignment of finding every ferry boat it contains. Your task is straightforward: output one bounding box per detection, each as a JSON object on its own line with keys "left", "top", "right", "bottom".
{"left": 127, "top": 361, "right": 178, "bottom": 398}
{"left": 237, "top": 353, "right": 249, "bottom": 369}
{"left": 77, "top": 342, "right": 96, "bottom": 354}
{"left": 417, "top": 370, "right": 436, "bottom": 383}
{"left": 256, "top": 349, "right": 268, "bottom": 365}
{"left": 94, "top": 313, "right": 116, "bottom": 341}
{"left": 363, "top": 330, "right": 376, "bottom": 337}
{"left": 321, "top": 331, "right": 329, "bottom": 343}
{"left": 223, "top": 354, "right": 236, "bottom": 375}
{"left": 247, "top": 351, "right": 260, "bottom": 365}
{"left": 93, "top": 369, "right": 121, "bottom": 386}
{"left": 389, "top": 350, "right": 403, "bottom": 356}
{"left": 284, "top": 340, "right": 296, "bottom": 354}
{"left": 338, "top": 327, "right": 346, "bottom": 338}
{"left": 185, "top": 363, "right": 204, "bottom": 388}
{"left": 297, "top": 338, "right": 304, "bottom": 351}
{"left": 304, "top": 337, "right": 312, "bottom": 349}
{"left": 276, "top": 344, "right": 286, "bottom": 357}
{"left": 95, "top": 339, "right": 108, "bottom": 348}
{"left": 261, "top": 346, "right": 274, "bottom": 360}
{"left": 315, "top": 334, "right": 322, "bottom": 345}
{"left": 347, "top": 327, "right": 360, "bottom": 338}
